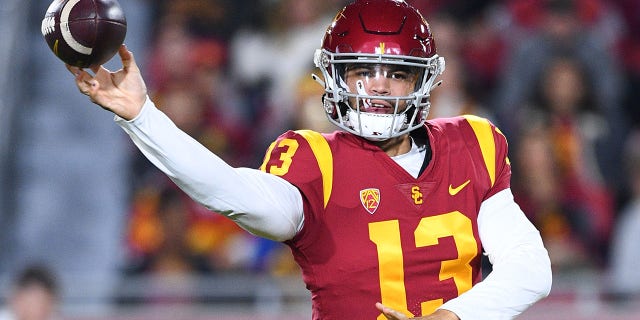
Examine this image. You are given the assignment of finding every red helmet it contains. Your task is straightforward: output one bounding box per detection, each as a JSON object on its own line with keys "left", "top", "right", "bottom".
{"left": 314, "top": 0, "right": 445, "bottom": 140}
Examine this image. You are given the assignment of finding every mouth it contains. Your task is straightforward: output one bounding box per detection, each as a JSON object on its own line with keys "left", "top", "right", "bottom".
{"left": 360, "top": 99, "right": 393, "bottom": 113}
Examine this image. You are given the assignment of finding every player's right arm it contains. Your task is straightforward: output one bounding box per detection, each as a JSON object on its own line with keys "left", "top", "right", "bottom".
{"left": 67, "top": 46, "right": 305, "bottom": 242}
{"left": 117, "top": 98, "right": 304, "bottom": 241}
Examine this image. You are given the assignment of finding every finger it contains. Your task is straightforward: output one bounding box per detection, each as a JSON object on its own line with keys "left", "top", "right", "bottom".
{"left": 65, "top": 64, "right": 82, "bottom": 77}
{"left": 67, "top": 66, "right": 96, "bottom": 89}
{"left": 73, "top": 69, "right": 98, "bottom": 94}
{"left": 375, "top": 303, "right": 406, "bottom": 320}
{"left": 90, "top": 65, "right": 101, "bottom": 74}
{"left": 77, "top": 79, "right": 95, "bottom": 96}
{"left": 118, "top": 44, "right": 136, "bottom": 71}
{"left": 375, "top": 303, "right": 394, "bottom": 319}
{"left": 91, "top": 65, "right": 111, "bottom": 80}
{"left": 68, "top": 67, "right": 93, "bottom": 94}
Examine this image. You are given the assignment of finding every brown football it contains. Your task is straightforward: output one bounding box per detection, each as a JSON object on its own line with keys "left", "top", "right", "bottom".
{"left": 41, "top": 0, "right": 127, "bottom": 68}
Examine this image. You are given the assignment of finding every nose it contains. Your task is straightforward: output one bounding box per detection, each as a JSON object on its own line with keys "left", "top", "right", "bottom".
{"left": 367, "top": 72, "right": 391, "bottom": 95}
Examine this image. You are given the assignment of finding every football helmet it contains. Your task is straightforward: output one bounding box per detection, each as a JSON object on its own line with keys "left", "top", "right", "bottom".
{"left": 313, "top": 0, "right": 445, "bottom": 140}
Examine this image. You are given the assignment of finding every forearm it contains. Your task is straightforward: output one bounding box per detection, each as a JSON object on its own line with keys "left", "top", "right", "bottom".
{"left": 440, "top": 189, "right": 552, "bottom": 319}
{"left": 115, "top": 97, "right": 304, "bottom": 241}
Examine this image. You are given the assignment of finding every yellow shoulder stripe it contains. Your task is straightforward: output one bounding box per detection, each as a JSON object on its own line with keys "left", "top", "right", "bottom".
{"left": 295, "top": 130, "right": 334, "bottom": 208}
{"left": 462, "top": 115, "right": 496, "bottom": 187}
{"left": 494, "top": 126, "right": 511, "bottom": 166}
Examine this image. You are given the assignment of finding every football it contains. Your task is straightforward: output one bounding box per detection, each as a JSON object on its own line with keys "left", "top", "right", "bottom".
{"left": 41, "top": 0, "right": 127, "bottom": 68}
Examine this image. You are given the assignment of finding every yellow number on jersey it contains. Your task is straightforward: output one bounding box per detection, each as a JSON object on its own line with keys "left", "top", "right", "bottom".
{"left": 369, "top": 211, "right": 477, "bottom": 319}
{"left": 261, "top": 138, "right": 299, "bottom": 176}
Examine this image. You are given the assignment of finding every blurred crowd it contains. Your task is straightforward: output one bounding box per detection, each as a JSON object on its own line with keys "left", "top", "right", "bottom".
{"left": 1, "top": 0, "right": 640, "bottom": 311}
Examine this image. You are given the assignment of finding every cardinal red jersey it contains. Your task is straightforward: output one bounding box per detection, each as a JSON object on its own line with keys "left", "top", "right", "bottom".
{"left": 260, "top": 115, "right": 511, "bottom": 319}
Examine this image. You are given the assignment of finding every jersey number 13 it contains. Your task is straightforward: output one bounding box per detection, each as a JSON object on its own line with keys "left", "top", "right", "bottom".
{"left": 369, "top": 211, "right": 478, "bottom": 319}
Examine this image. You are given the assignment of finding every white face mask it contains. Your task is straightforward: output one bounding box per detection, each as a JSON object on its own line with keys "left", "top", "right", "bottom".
{"left": 346, "top": 111, "right": 408, "bottom": 140}
{"left": 345, "top": 80, "right": 409, "bottom": 140}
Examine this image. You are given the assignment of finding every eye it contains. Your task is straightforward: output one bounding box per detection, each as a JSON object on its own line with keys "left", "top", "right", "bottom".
{"left": 345, "top": 66, "right": 373, "bottom": 79}
{"left": 352, "top": 68, "right": 372, "bottom": 77}
{"left": 389, "top": 71, "right": 410, "bottom": 80}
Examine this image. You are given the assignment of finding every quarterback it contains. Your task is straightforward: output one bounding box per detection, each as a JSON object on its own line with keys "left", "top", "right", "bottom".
{"left": 68, "top": 0, "right": 552, "bottom": 319}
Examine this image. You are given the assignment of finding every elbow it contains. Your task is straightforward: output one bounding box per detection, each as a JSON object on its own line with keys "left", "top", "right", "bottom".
{"left": 529, "top": 246, "right": 553, "bottom": 300}
{"left": 227, "top": 211, "right": 298, "bottom": 242}
{"left": 244, "top": 223, "right": 297, "bottom": 242}
{"left": 539, "top": 251, "right": 553, "bottom": 298}
{"left": 498, "top": 244, "right": 553, "bottom": 302}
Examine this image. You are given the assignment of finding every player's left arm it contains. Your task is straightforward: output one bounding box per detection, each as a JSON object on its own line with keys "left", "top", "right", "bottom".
{"left": 374, "top": 188, "right": 551, "bottom": 320}
{"left": 437, "top": 188, "right": 552, "bottom": 319}
{"left": 437, "top": 118, "right": 552, "bottom": 319}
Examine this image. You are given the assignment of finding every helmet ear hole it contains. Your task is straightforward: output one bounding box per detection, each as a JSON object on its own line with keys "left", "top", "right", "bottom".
{"left": 322, "top": 94, "right": 337, "bottom": 119}
{"left": 321, "top": 93, "right": 349, "bottom": 120}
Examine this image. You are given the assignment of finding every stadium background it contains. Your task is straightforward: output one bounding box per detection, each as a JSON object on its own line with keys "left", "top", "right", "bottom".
{"left": 0, "top": 0, "right": 639, "bottom": 318}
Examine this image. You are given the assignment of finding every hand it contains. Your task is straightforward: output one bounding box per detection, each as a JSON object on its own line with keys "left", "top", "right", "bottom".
{"left": 375, "top": 303, "right": 460, "bottom": 320}
{"left": 66, "top": 44, "right": 147, "bottom": 120}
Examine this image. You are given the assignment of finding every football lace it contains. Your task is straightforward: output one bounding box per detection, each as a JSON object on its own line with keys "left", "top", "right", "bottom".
{"left": 41, "top": 16, "right": 56, "bottom": 36}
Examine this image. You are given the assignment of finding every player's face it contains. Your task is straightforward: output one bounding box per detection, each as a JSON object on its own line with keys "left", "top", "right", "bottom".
{"left": 344, "top": 63, "right": 419, "bottom": 113}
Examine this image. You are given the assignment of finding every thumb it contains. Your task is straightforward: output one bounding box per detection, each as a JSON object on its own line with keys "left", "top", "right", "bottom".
{"left": 118, "top": 44, "right": 137, "bottom": 72}
{"left": 376, "top": 302, "right": 408, "bottom": 319}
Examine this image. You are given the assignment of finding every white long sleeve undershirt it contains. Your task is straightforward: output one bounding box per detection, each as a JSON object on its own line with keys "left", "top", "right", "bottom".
{"left": 116, "top": 97, "right": 303, "bottom": 241}
{"left": 115, "top": 97, "right": 551, "bottom": 319}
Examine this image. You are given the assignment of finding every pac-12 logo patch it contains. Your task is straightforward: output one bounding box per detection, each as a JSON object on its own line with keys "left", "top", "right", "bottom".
{"left": 360, "top": 188, "right": 380, "bottom": 214}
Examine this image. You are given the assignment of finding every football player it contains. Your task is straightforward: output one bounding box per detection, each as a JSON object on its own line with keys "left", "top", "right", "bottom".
{"left": 67, "top": 0, "right": 552, "bottom": 319}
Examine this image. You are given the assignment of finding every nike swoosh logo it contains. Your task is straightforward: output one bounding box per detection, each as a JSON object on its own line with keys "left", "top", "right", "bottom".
{"left": 449, "top": 180, "right": 471, "bottom": 195}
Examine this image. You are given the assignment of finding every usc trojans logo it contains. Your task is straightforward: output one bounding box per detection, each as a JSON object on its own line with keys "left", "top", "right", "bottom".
{"left": 360, "top": 188, "right": 380, "bottom": 214}
{"left": 411, "top": 186, "right": 423, "bottom": 205}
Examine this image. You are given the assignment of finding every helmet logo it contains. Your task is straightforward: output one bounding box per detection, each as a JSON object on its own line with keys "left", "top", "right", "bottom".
{"left": 360, "top": 188, "right": 381, "bottom": 214}
{"left": 376, "top": 42, "right": 386, "bottom": 54}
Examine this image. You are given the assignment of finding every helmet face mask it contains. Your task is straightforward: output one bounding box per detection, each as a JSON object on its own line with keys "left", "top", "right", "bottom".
{"left": 313, "top": 0, "right": 445, "bottom": 140}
